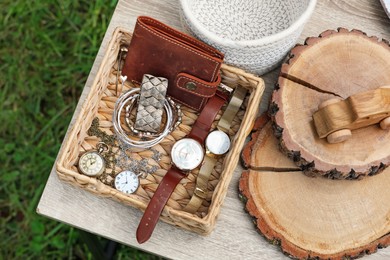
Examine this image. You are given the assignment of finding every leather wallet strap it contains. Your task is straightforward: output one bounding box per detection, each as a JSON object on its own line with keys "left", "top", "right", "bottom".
{"left": 187, "top": 94, "right": 227, "bottom": 144}
{"left": 136, "top": 166, "right": 185, "bottom": 244}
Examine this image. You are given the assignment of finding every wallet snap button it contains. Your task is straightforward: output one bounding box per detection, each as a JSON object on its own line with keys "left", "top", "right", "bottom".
{"left": 185, "top": 82, "right": 197, "bottom": 91}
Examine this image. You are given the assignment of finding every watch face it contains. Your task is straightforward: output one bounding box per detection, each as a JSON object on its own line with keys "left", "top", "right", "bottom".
{"left": 171, "top": 138, "right": 204, "bottom": 171}
{"left": 205, "top": 130, "right": 231, "bottom": 155}
{"left": 78, "top": 151, "right": 105, "bottom": 177}
{"left": 114, "top": 170, "right": 139, "bottom": 194}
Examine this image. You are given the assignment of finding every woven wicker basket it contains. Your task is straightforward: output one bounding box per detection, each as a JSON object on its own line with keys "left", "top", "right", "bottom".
{"left": 56, "top": 27, "right": 264, "bottom": 235}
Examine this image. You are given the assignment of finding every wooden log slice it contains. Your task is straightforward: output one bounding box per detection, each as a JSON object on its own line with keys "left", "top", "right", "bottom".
{"left": 241, "top": 114, "right": 300, "bottom": 172}
{"left": 270, "top": 28, "right": 390, "bottom": 179}
{"left": 239, "top": 115, "right": 390, "bottom": 259}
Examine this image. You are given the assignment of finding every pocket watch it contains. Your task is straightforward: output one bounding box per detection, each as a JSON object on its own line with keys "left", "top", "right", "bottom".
{"left": 78, "top": 143, "right": 108, "bottom": 177}
{"left": 114, "top": 170, "right": 140, "bottom": 194}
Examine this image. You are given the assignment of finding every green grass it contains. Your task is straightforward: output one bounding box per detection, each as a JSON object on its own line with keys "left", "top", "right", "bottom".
{"left": 0, "top": 0, "right": 158, "bottom": 258}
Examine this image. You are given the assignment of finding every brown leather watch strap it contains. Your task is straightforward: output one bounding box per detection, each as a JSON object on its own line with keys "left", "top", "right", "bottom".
{"left": 136, "top": 92, "right": 227, "bottom": 243}
{"left": 136, "top": 166, "right": 185, "bottom": 244}
{"left": 188, "top": 93, "right": 227, "bottom": 144}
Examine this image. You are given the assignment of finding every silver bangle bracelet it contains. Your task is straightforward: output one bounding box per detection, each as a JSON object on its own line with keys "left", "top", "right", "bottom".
{"left": 112, "top": 88, "right": 181, "bottom": 149}
{"left": 116, "top": 94, "right": 172, "bottom": 147}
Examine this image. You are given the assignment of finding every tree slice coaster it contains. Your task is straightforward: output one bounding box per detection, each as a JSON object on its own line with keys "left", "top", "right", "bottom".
{"left": 270, "top": 28, "right": 390, "bottom": 179}
{"left": 239, "top": 115, "right": 390, "bottom": 259}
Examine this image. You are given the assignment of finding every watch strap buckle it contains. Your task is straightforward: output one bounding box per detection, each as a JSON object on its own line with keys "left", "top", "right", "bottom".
{"left": 194, "top": 187, "right": 207, "bottom": 199}
{"left": 218, "top": 82, "right": 234, "bottom": 94}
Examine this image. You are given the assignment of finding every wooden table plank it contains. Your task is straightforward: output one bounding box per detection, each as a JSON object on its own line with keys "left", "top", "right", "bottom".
{"left": 37, "top": 0, "right": 390, "bottom": 259}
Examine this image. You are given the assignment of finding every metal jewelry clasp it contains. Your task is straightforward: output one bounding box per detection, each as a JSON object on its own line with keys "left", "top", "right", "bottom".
{"left": 96, "top": 142, "right": 109, "bottom": 154}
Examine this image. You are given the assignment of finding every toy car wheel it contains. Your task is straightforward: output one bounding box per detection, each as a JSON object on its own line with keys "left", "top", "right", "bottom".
{"left": 318, "top": 98, "right": 342, "bottom": 109}
{"left": 380, "top": 117, "right": 390, "bottom": 130}
{"left": 326, "top": 129, "right": 352, "bottom": 144}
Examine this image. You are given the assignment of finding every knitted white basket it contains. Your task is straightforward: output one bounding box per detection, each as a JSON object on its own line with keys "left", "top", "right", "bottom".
{"left": 179, "top": 0, "right": 317, "bottom": 75}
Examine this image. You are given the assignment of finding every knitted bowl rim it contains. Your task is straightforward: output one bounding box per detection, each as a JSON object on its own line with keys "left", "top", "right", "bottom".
{"left": 179, "top": 0, "right": 317, "bottom": 47}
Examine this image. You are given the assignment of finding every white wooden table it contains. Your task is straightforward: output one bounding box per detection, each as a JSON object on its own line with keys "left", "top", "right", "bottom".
{"left": 37, "top": 0, "right": 390, "bottom": 259}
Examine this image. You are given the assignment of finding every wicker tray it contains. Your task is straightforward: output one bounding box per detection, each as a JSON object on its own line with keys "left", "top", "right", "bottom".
{"left": 56, "top": 27, "right": 264, "bottom": 235}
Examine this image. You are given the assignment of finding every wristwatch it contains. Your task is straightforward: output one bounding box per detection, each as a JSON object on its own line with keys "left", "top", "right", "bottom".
{"left": 183, "top": 86, "right": 247, "bottom": 213}
{"left": 136, "top": 93, "right": 226, "bottom": 244}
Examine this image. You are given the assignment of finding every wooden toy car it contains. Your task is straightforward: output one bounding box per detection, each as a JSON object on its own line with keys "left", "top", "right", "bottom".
{"left": 313, "top": 86, "right": 390, "bottom": 143}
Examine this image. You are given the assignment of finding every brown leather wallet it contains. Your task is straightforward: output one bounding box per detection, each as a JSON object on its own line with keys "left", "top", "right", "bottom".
{"left": 122, "top": 16, "right": 224, "bottom": 112}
